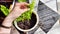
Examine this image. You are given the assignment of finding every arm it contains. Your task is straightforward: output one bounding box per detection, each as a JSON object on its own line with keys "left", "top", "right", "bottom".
{"left": 0, "top": 16, "right": 13, "bottom": 34}
{"left": 0, "top": 2, "right": 29, "bottom": 34}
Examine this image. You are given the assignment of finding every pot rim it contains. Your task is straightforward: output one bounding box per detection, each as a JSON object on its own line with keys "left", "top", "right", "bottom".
{"left": 14, "top": 11, "right": 39, "bottom": 32}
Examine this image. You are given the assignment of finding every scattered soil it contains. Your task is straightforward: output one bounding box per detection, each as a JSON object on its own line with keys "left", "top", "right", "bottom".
{"left": 17, "top": 13, "right": 37, "bottom": 30}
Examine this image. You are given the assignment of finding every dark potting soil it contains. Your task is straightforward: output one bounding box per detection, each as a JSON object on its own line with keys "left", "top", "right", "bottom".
{"left": 17, "top": 13, "right": 37, "bottom": 30}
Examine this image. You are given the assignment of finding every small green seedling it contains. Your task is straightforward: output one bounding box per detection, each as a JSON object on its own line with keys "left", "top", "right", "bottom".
{"left": 16, "top": 0, "right": 35, "bottom": 22}
{"left": 0, "top": 0, "right": 35, "bottom": 22}
{"left": 0, "top": 5, "right": 9, "bottom": 16}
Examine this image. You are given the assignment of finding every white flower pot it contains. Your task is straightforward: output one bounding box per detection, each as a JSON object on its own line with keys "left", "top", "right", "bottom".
{"left": 14, "top": 10, "right": 39, "bottom": 32}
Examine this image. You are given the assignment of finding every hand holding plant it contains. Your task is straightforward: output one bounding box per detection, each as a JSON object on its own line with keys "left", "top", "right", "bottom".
{"left": 0, "top": 0, "right": 37, "bottom": 31}
{"left": 9, "top": 2, "right": 29, "bottom": 20}
{"left": 0, "top": 0, "right": 35, "bottom": 22}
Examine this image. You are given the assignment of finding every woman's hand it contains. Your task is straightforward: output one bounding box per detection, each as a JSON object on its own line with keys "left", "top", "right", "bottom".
{"left": 0, "top": 2, "right": 29, "bottom": 34}
{"left": 2, "top": 2, "right": 29, "bottom": 26}
{"left": 9, "top": 2, "right": 29, "bottom": 19}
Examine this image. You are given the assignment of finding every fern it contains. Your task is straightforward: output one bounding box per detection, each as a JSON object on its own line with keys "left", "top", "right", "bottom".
{"left": 0, "top": 0, "right": 35, "bottom": 22}
{"left": 16, "top": 0, "right": 35, "bottom": 22}
{"left": 0, "top": 5, "right": 9, "bottom": 16}
{"left": 18, "top": 0, "right": 27, "bottom": 2}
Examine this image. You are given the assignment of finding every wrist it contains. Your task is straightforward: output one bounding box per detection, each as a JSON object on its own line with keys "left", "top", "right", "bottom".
{"left": 0, "top": 27, "right": 11, "bottom": 34}
{"left": 2, "top": 15, "right": 14, "bottom": 27}
{"left": 7, "top": 15, "right": 15, "bottom": 21}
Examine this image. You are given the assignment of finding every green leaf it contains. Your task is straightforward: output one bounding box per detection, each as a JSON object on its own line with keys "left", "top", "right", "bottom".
{"left": 30, "top": 0, "right": 35, "bottom": 12}
{"left": 18, "top": 0, "right": 27, "bottom": 2}
{"left": 16, "top": 0, "right": 35, "bottom": 22}
{"left": 0, "top": 5, "right": 9, "bottom": 16}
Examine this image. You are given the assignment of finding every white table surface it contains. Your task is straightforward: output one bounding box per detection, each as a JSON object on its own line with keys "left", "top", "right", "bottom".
{"left": 40, "top": 0, "right": 57, "bottom": 12}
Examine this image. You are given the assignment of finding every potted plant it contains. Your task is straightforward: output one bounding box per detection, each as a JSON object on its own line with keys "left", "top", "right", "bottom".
{"left": 0, "top": 0, "right": 39, "bottom": 32}
{"left": 14, "top": 0, "right": 39, "bottom": 32}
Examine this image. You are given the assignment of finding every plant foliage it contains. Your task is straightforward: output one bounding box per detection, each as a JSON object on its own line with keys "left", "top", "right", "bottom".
{"left": 0, "top": 5, "right": 9, "bottom": 16}
{"left": 16, "top": 0, "right": 35, "bottom": 22}
{"left": 0, "top": 0, "right": 35, "bottom": 22}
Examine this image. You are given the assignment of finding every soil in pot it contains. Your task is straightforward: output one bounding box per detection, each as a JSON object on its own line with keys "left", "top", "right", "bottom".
{"left": 17, "top": 13, "right": 37, "bottom": 30}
